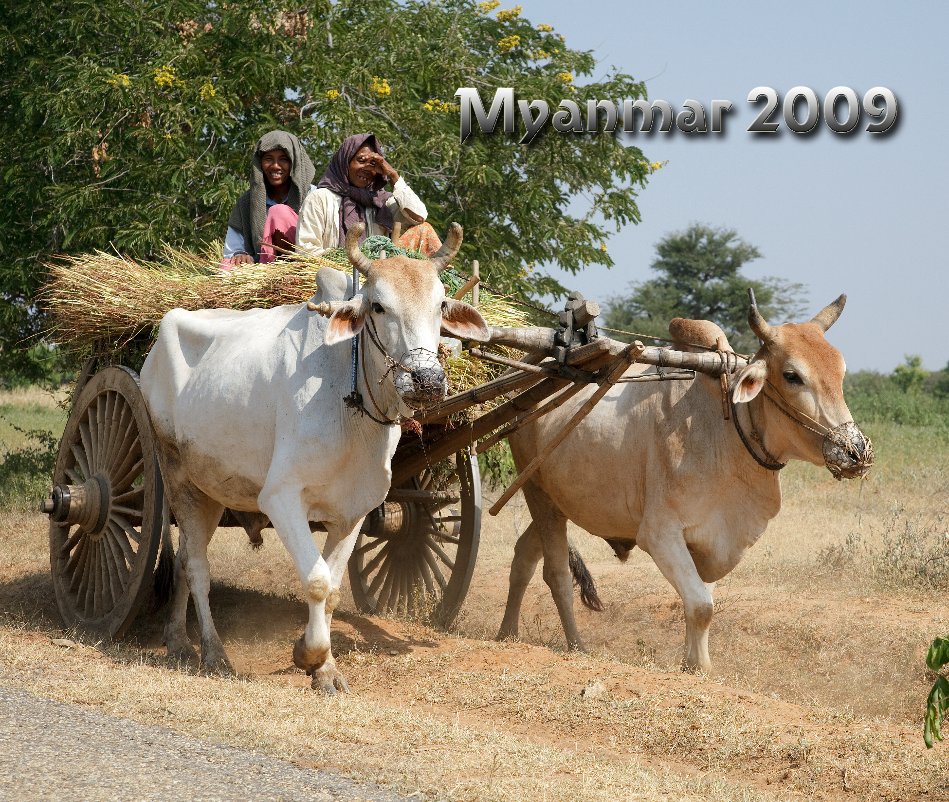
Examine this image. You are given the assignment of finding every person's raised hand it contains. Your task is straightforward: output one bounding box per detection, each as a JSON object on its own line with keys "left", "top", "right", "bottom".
{"left": 369, "top": 153, "right": 399, "bottom": 185}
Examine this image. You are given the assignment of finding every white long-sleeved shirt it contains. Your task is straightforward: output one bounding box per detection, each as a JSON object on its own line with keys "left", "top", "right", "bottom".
{"left": 295, "top": 178, "right": 427, "bottom": 255}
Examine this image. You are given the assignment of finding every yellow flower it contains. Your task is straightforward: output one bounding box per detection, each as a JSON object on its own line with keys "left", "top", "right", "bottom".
{"left": 496, "top": 5, "right": 522, "bottom": 22}
{"left": 153, "top": 65, "right": 183, "bottom": 89}
{"left": 536, "top": 23, "right": 553, "bottom": 32}
{"left": 556, "top": 71, "right": 573, "bottom": 84}
{"left": 198, "top": 80, "right": 216, "bottom": 101}
{"left": 477, "top": 0, "right": 500, "bottom": 13}
{"left": 325, "top": 88, "right": 341, "bottom": 101}
{"left": 423, "top": 98, "right": 455, "bottom": 113}
{"left": 650, "top": 161, "right": 664, "bottom": 172}
{"left": 532, "top": 49, "right": 550, "bottom": 59}
{"left": 106, "top": 73, "right": 131, "bottom": 88}
{"left": 497, "top": 34, "right": 520, "bottom": 53}
{"left": 600, "top": 242, "right": 608, "bottom": 252}
{"left": 370, "top": 76, "right": 391, "bottom": 97}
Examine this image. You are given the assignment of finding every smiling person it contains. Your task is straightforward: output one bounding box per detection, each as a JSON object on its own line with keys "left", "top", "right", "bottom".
{"left": 296, "top": 132, "right": 442, "bottom": 256}
{"left": 220, "top": 130, "right": 316, "bottom": 269}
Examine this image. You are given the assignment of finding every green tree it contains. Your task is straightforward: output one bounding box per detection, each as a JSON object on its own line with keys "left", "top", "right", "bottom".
{"left": 891, "top": 354, "right": 927, "bottom": 393}
{"left": 0, "top": 0, "right": 653, "bottom": 382}
{"left": 932, "top": 362, "right": 949, "bottom": 398}
{"left": 603, "top": 224, "right": 806, "bottom": 354}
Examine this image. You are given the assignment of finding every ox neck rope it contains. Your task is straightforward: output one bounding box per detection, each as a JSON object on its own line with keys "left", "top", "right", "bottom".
{"left": 731, "top": 379, "right": 839, "bottom": 472}
{"left": 730, "top": 395, "right": 786, "bottom": 471}
{"left": 350, "top": 316, "right": 411, "bottom": 426}
{"left": 345, "top": 265, "right": 363, "bottom": 412}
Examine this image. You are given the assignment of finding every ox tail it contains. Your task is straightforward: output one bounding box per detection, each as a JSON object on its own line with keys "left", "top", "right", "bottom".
{"left": 150, "top": 523, "right": 174, "bottom": 612}
{"left": 568, "top": 542, "right": 604, "bottom": 612}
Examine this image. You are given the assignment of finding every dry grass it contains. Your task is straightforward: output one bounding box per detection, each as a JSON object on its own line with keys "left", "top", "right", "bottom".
{"left": 0, "top": 629, "right": 803, "bottom": 802}
{"left": 39, "top": 245, "right": 535, "bottom": 403}
{"left": 0, "top": 395, "right": 947, "bottom": 799}
{"left": 0, "top": 385, "right": 68, "bottom": 409}
{"left": 1, "top": 495, "right": 947, "bottom": 801}
{"left": 40, "top": 246, "right": 348, "bottom": 351}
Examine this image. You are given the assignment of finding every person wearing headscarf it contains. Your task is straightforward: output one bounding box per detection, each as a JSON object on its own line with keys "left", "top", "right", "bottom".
{"left": 296, "top": 132, "right": 442, "bottom": 256}
{"left": 220, "top": 130, "right": 316, "bottom": 268}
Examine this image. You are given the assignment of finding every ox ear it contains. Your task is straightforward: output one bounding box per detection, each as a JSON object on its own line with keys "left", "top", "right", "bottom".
{"left": 324, "top": 296, "right": 368, "bottom": 345}
{"left": 440, "top": 299, "right": 490, "bottom": 342}
{"left": 732, "top": 360, "right": 768, "bottom": 404}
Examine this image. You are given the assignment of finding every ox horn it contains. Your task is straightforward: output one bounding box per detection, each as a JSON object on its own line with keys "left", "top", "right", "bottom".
{"left": 345, "top": 223, "right": 373, "bottom": 276}
{"left": 810, "top": 293, "right": 847, "bottom": 332}
{"left": 747, "top": 287, "right": 773, "bottom": 343}
{"left": 429, "top": 222, "right": 464, "bottom": 271}
{"left": 306, "top": 299, "right": 346, "bottom": 316}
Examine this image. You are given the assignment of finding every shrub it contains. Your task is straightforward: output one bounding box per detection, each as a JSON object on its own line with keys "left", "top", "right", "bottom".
{"left": 0, "top": 420, "right": 58, "bottom": 510}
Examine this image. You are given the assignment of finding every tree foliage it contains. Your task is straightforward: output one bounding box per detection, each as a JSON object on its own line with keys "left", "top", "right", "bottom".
{"left": 844, "top": 359, "right": 949, "bottom": 429}
{"left": 603, "top": 224, "right": 807, "bottom": 355}
{"left": 0, "top": 0, "right": 653, "bottom": 382}
{"left": 891, "top": 354, "right": 927, "bottom": 394}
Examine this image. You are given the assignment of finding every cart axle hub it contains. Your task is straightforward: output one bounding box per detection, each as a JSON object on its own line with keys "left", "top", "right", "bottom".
{"left": 40, "top": 476, "right": 111, "bottom": 537}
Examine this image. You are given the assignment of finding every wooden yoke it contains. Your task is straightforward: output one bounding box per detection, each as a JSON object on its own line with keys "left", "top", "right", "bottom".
{"left": 483, "top": 326, "right": 745, "bottom": 377}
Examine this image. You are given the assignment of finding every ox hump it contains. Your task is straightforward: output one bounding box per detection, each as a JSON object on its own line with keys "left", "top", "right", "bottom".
{"left": 669, "top": 318, "right": 732, "bottom": 353}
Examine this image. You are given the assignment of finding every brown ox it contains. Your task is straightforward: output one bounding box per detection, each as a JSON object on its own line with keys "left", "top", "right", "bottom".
{"left": 498, "top": 295, "right": 872, "bottom": 670}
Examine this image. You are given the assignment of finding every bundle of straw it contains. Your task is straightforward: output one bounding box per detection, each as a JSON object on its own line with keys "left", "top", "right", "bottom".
{"left": 40, "top": 241, "right": 535, "bottom": 398}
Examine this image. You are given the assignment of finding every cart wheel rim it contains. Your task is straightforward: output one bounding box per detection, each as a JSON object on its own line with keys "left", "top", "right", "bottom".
{"left": 48, "top": 366, "right": 165, "bottom": 639}
{"left": 349, "top": 448, "right": 481, "bottom": 628}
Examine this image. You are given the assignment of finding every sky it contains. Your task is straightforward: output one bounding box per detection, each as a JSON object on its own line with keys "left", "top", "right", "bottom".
{"left": 508, "top": 0, "right": 947, "bottom": 373}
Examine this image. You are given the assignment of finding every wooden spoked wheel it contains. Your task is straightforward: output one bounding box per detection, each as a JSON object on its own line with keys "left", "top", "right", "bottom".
{"left": 47, "top": 366, "right": 166, "bottom": 639}
{"left": 348, "top": 448, "right": 481, "bottom": 628}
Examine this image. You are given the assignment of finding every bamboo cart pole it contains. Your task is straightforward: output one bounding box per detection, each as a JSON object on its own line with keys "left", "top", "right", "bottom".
{"left": 417, "top": 338, "right": 612, "bottom": 424}
{"left": 392, "top": 342, "right": 616, "bottom": 485}
{"left": 452, "top": 260, "right": 481, "bottom": 302}
{"left": 475, "top": 380, "right": 590, "bottom": 455}
{"left": 415, "top": 370, "right": 545, "bottom": 424}
{"left": 487, "top": 341, "right": 646, "bottom": 516}
{"left": 392, "top": 375, "right": 568, "bottom": 486}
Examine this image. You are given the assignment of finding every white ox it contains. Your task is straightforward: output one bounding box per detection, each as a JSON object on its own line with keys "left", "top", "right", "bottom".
{"left": 140, "top": 223, "right": 487, "bottom": 692}
{"left": 499, "top": 296, "right": 873, "bottom": 670}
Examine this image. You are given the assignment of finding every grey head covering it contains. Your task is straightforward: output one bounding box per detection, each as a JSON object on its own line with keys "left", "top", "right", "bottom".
{"left": 227, "top": 130, "right": 316, "bottom": 261}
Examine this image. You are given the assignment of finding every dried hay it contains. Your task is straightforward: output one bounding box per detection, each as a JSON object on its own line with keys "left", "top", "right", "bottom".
{"left": 40, "top": 241, "right": 535, "bottom": 399}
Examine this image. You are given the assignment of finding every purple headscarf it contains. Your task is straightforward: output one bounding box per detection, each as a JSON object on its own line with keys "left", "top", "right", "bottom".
{"left": 317, "top": 133, "right": 395, "bottom": 245}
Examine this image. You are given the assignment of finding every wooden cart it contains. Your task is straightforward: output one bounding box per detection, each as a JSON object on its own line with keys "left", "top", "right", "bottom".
{"left": 41, "top": 287, "right": 739, "bottom": 641}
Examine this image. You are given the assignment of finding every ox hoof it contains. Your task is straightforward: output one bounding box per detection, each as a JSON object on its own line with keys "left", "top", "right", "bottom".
{"left": 293, "top": 636, "right": 329, "bottom": 673}
{"left": 680, "top": 659, "right": 710, "bottom": 675}
{"left": 201, "top": 649, "right": 235, "bottom": 676}
{"left": 310, "top": 666, "right": 350, "bottom": 695}
{"left": 166, "top": 644, "right": 199, "bottom": 669}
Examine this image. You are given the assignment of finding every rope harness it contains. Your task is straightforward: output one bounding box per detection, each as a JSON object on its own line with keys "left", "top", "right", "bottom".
{"left": 729, "top": 377, "right": 873, "bottom": 477}
{"left": 353, "top": 316, "right": 441, "bottom": 427}
{"left": 730, "top": 395, "right": 786, "bottom": 471}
